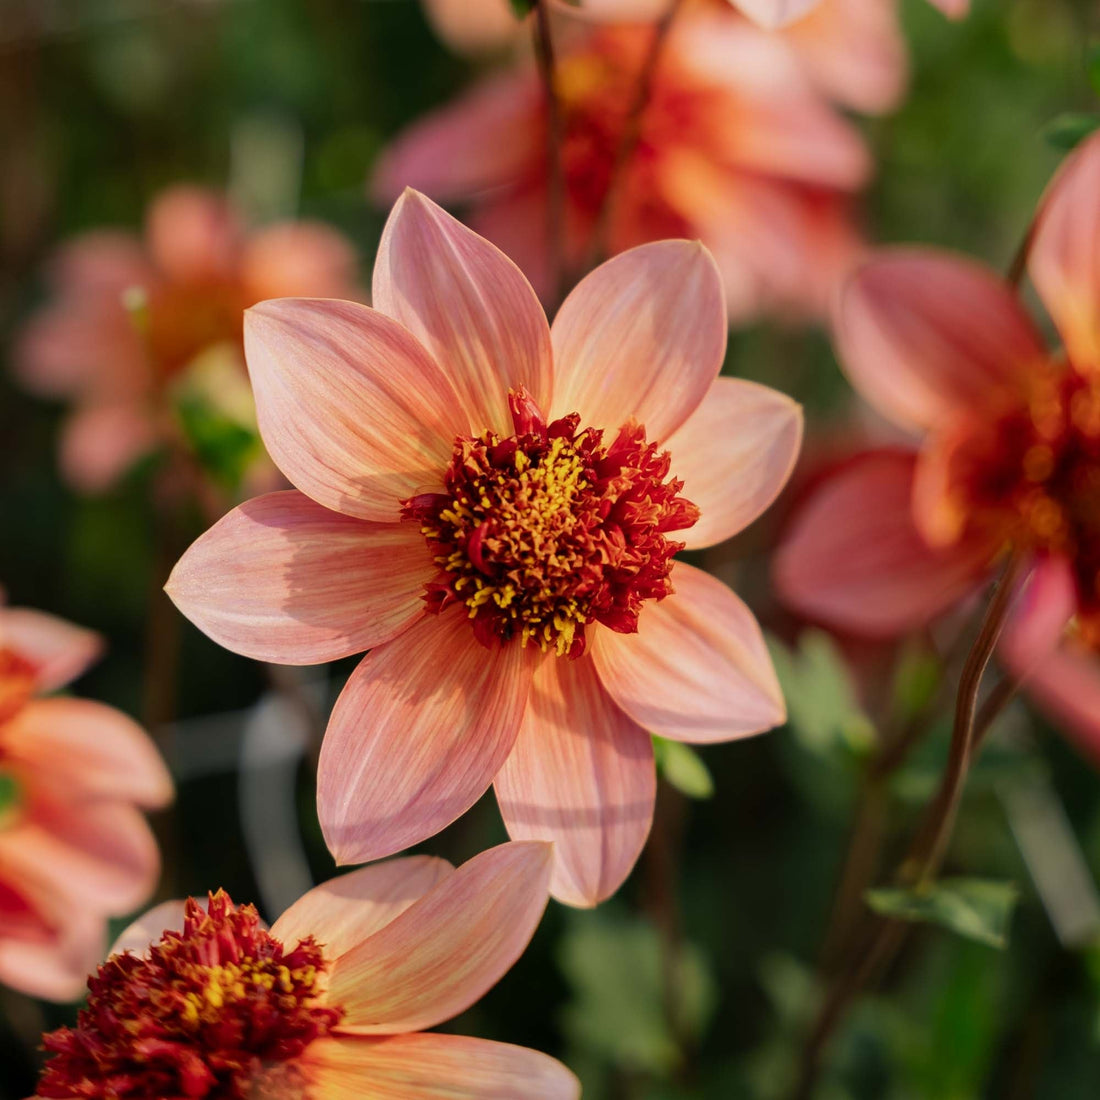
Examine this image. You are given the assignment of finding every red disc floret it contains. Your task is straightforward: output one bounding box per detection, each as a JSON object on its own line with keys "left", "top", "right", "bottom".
{"left": 404, "top": 389, "right": 699, "bottom": 658}
{"left": 35, "top": 891, "right": 342, "bottom": 1100}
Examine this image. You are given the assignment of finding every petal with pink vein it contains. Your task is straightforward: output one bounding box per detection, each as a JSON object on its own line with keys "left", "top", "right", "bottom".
{"left": 666, "top": 377, "right": 802, "bottom": 550}
{"left": 166, "top": 490, "right": 432, "bottom": 665}
{"left": 317, "top": 610, "right": 533, "bottom": 865}
{"left": 244, "top": 298, "right": 465, "bottom": 523}
{"left": 328, "top": 842, "right": 550, "bottom": 1033}
{"left": 550, "top": 240, "right": 727, "bottom": 443}
{"left": 495, "top": 655, "right": 655, "bottom": 908}
{"left": 372, "top": 190, "right": 552, "bottom": 436}
{"left": 592, "top": 562, "right": 785, "bottom": 742}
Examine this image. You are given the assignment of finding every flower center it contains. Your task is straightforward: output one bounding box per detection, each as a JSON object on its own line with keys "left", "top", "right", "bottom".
{"left": 404, "top": 390, "right": 699, "bottom": 658}
{"left": 942, "top": 364, "right": 1100, "bottom": 627}
{"left": 35, "top": 891, "right": 342, "bottom": 1100}
{"left": 0, "top": 648, "right": 36, "bottom": 726}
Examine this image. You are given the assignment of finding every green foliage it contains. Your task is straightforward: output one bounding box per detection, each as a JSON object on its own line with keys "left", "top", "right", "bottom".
{"left": 865, "top": 878, "right": 1019, "bottom": 949}
{"left": 1042, "top": 112, "right": 1100, "bottom": 151}
{"left": 653, "top": 737, "right": 714, "bottom": 800}
{"left": 0, "top": 772, "right": 21, "bottom": 820}
{"left": 890, "top": 641, "right": 941, "bottom": 727}
{"left": 509, "top": 0, "right": 536, "bottom": 15}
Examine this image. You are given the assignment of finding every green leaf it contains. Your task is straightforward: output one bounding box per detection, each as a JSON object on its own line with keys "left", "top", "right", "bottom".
{"left": 0, "top": 771, "right": 22, "bottom": 821}
{"left": 175, "top": 394, "right": 259, "bottom": 489}
{"left": 1088, "top": 44, "right": 1100, "bottom": 98}
{"left": 864, "top": 878, "right": 1019, "bottom": 949}
{"left": 653, "top": 736, "right": 714, "bottom": 799}
{"left": 508, "top": 0, "right": 535, "bottom": 15}
{"left": 1043, "top": 112, "right": 1100, "bottom": 151}
{"left": 890, "top": 640, "right": 941, "bottom": 725}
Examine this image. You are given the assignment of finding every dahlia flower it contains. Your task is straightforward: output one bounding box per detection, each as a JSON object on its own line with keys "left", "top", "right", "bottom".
{"left": 34, "top": 842, "right": 578, "bottom": 1099}
{"left": 775, "top": 131, "right": 1100, "bottom": 758}
{"left": 168, "top": 190, "right": 799, "bottom": 906}
{"left": 374, "top": 11, "right": 870, "bottom": 322}
{"left": 15, "top": 186, "right": 360, "bottom": 493}
{"left": 0, "top": 601, "right": 172, "bottom": 1001}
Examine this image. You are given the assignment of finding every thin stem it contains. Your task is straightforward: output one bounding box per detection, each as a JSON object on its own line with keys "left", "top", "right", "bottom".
{"left": 584, "top": 0, "right": 683, "bottom": 271}
{"left": 532, "top": 1, "right": 566, "bottom": 304}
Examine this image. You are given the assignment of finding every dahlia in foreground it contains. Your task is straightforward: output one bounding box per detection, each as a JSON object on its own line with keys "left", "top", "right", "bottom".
{"left": 15, "top": 185, "right": 360, "bottom": 493}
{"left": 775, "top": 130, "right": 1100, "bottom": 759}
{"left": 0, "top": 601, "right": 172, "bottom": 1001}
{"left": 35, "top": 843, "right": 578, "bottom": 1099}
{"left": 168, "top": 190, "right": 799, "bottom": 906}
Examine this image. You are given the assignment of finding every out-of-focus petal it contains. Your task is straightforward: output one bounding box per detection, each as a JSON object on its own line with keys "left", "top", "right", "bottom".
{"left": 146, "top": 185, "right": 242, "bottom": 283}
{"left": 773, "top": 449, "right": 993, "bottom": 636}
{"left": 317, "top": 610, "right": 533, "bottom": 866}
{"left": 550, "top": 240, "right": 726, "bottom": 442}
{"left": 271, "top": 856, "right": 453, "bottom": 958}
{"left": 666, "top": 377, "right": 802, "bottom": 549}
{"left": 0, "top": 906, "right": 105, "bottom": 1003}
{"left": 421, "top": 0, "right": 522, "bottom": 54}
{"left": 1012, "top": 644, "right": 1100, "bottom": 765}
{"left": 1029, "top": 130, "right": 1100, "bottom": 373}
{"left": 166, "top": 490, "right": 432, "bottom": 665}
{"left": 46, "top": 231, "right": 153, "bottom": 296}
{"left": 329, "top": 842, "right": 550, "bottom": 1033}
{"left": 241, "top": 222, "right": 360, "bottom": 302}
{"left": 925, "top": 0, "right": 968, "bottom": 17}
{"left": 4, "top": 698, "right": 172, "bottom": 808}
{"left": 732, "top": 0, "right": 823, "bottom": 29}
{"left": 243, "top": 298, "right": 465, "bottom": 522}
{"left": 836, "top": 250, "right": 1045, "bottom": 433}
{"left": 999, "top": 555, "right": 1075, "bottom": 673}
{"left": 0, "top": 608, "right": 102, "bottom": 691}
{"left": 59, "top": 401, "right": 158, "bottom": 494}
{"left": 306, "top": 1033, "right": 579, "bottom": 1100}
{"left": 108, "top": 900, "right": 188, "bottom": 958}
{"left": 495, "top": 655, "right": 654, "bottom": 908}
{"left": 592, "top": 562, "right": 785, "bottom": 742}
{"left": 372, "top": 190, "right": 553, "bottom": 436}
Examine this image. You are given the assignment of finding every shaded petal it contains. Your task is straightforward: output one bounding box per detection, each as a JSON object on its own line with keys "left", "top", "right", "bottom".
{"left": 317, "top": 610, "right": 533, "bottom": 865}
{"left": 241, "top": 222, "right": 361, "bottom": 302}
{"left": 244, "top": 298, "right": 464, "bottom": 522}
{"left": 146, "top": 186, "right": 242, "bottom": 283}
{"left": 773, "top": 449, "right": 993, "bottom": 636}
{"left": 0, "top": 908, "right": 105, "bottom": 1003}
{"left": 372, "top": 190, "right": 552, "bottom": 436}
{"left": 0, "top": 608, "right": 102, "bottom": 691}
{"left": 60, "top": 401, "right": 158, "bottom": 494}
{"left": 1029, "top": 130, "right": 1100, "bottom": 373}
{"left": 166, "top": 490, "right": 432, "bottom": 665}
{"left": 306, "top": 1033, "right": 579, "bottom": 1100}
{"left": 495, "top": 656, "right": 655, "bottom": 908}
{"left": 1012, "top": 642, "right": 1100, "bottom": 766}
{"left": 421, "top": 0, "right": 521, "bottom": 53}
{"left": 733, "top": 0, "right": 823, "bottom": 29}
{"left": 592, "top": 562, "right": 784, "bottom": 742}
{"left": 271, "top": 856, "right": 453, "bottom": 959}
{"left": 666, "top": 377, "right": 803, "bottom": 550}
{"left": 836, "top": 249, "right": 1045, "bottom": 433}
{"left": 109, "top": 900, "right": 188, "bottom": 957}
{"left": 4, "top": 698, "right": 172, "bottom": 808}
{"left": 999, "top": 555, "right": 1074, "bottom": 673}
{"left": 550, "top": 241, "right": 726, "bottom": 442}
{"left": 329, "top": 842, "right": 550, "bottom": 1033}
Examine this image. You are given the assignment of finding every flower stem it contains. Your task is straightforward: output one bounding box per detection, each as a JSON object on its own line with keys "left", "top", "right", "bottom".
{"left": 532, "top": 1, "right": 566, "bottom": 305}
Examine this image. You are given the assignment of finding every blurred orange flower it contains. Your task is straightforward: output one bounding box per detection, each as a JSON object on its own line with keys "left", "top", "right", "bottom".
{"left": 0, "top": 601, "right": 172, "bottom": 1001}
{"left": 375, "top": 11, "right": 871, "bottom": 322}
{"left": 15, "top": 186, "right": 360, "bottom": 494}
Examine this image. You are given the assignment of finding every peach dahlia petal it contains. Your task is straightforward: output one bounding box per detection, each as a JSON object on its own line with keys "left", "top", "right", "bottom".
{"left": 666, "top": 376, "right": 803, "bottom": 550}
{"left": 0, "top": 607, "right": 101, "bottom": 692}
{"left": 317, "top": 609, "right": 533, "bottom": 866}
{"left": 0, "top": 901, "right": 105, "bottom": 1004}
{"left": 733, "top": 0, "right": 824, "bottom": 29}
{"left": 305, "top": 1033, "right": 580, "bottom": 1100}
{"left": 145, "top": 185, "right": 242, "bottom": 285}
{"left": 549, "top": 239, "right": 727, "bottom": 442}
{"left": 241, "top": 221, "right": 361, "bottom": 302}
{"left": 836, "top": 250, "right": 1046, "bottom": 434}
{"left": 165, "top": 490, "right": 433, "bottom": 664}
{"left": 373, "top": 190, "right": 553, "bottom": 437}
{"left": 328, "top": 841, "right": 551, "bottom": 1034}
{"left": 243, "top": 297, "right": 466, "bottom": 522}
{"left": 59, "top": 400, "right": 159, "bottom": 495}
{"left": 592, "top": 562, "right": 785, "bottom": 743}
{"left": 495, "top": 654, "right": 655, "bottom": 908}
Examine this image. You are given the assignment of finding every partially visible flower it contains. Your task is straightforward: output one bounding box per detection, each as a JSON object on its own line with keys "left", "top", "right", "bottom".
{"left": 374, "top": 12, "right": 870, "bottom": 322}
{"left": 0, "top": 600, "right": 172, "bottom": 1001}
{"left": 775, "top": 130, "right": 1100, "bottom": 758}
{"left": 35, "top": 843, "right": 579, "bottom": 1099}
{"left": 168, "top": 191, "right": 799, "bottom": 907}
{"left": 15, "top": 186, "right": 360, "bottom": 494}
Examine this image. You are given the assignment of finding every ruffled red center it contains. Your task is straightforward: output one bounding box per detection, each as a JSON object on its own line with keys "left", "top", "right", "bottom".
{"left": 404, "top": 390, "right": 699, "bottom": 658}
{"left": 941, "top": 365, "right": 1100, "bottom": 626}
{"left": 35, "top": 891, "right": 342, "bottom": 1100}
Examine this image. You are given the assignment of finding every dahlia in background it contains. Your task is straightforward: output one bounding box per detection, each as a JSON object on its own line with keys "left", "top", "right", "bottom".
{"left": 775, "top": 130, "right": 1100, "bottom": 760}
{"left": 0, "top": 600, "right": 172, "bottom": 1001}
{"left": 14, "top": 186, "right": 360, "bottom": 494}
{"left": 375, "top": 10, "right": 870, "bottom": 321}
{"left": 168, "top": 191, "right": 800, "bottom": 907}
{"left": 35, "top": 843, "right": 578, "bottom": 1099}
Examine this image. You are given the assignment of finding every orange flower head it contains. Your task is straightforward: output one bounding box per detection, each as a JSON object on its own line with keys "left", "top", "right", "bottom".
{"left": 36, "top": 891, "right": 343, "bottom": 1100}
{"left": 406, "top": 389, "right": 699, "bottom": 657}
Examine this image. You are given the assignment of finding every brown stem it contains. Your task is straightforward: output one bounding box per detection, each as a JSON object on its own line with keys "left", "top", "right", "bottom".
{"left": 584, "top": 0, "right": 683, "bottom": 271}
{"left": 532, "top": 1, "right": 566, "bottom": 305}
{"left": 790, "top": 553, "right": 1028, "bottom": 1100}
